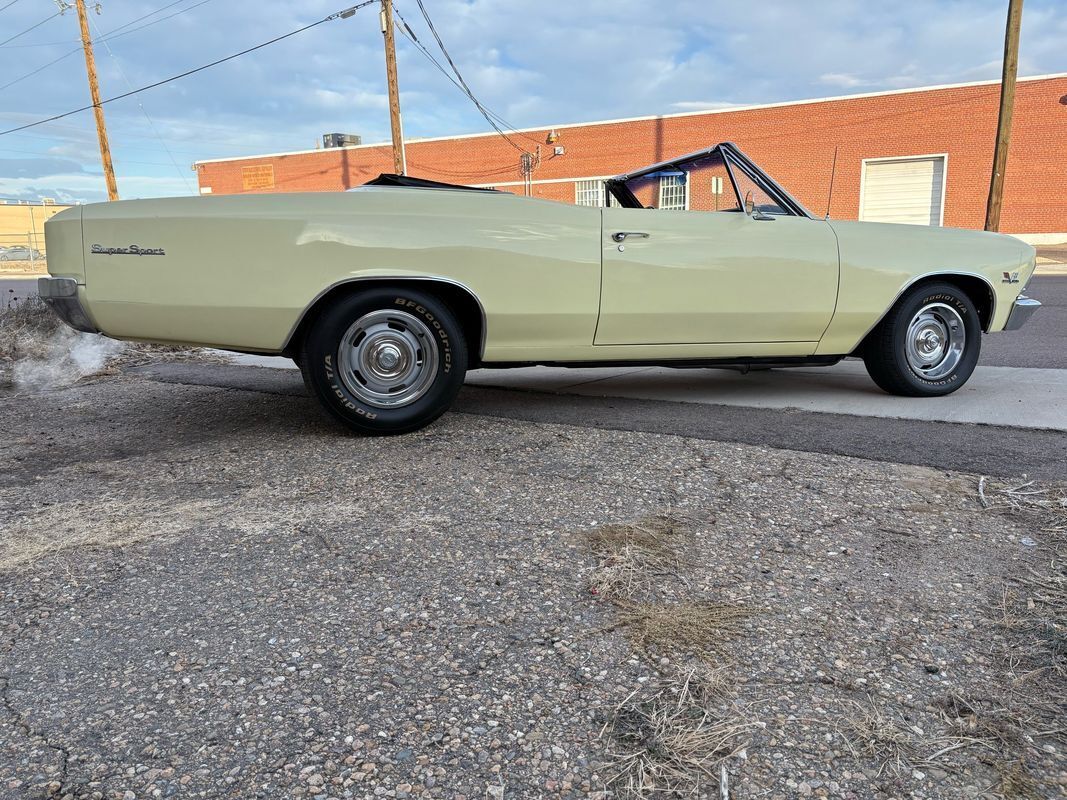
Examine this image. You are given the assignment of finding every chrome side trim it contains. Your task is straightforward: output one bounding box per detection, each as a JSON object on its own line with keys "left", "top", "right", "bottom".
{"left": 37, "top": 276, "right": 100, "bottom": 334}
{"left": 281, "top": 275, "right": 489, "bottom": 360}
{"left": 845, "top": 270, "right": 999, "bottom": 351}
{"left": 1004, "top": 296, "right": 1041, "bottom": 331}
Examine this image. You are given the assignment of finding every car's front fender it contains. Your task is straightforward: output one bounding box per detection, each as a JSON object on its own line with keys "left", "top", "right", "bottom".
{"left": 816, "top": 220, "right": 1035, "bottom": 355}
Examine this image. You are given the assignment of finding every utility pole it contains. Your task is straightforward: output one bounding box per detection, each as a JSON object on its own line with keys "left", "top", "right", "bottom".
{"left": 72, "top": 0, "right": 119, "bottom": 200}
{"left": 984, "top": 0, "right": 1023, "bottom": 231}
{"left": 380, "top": 0, "right": 407, "bottom": 175}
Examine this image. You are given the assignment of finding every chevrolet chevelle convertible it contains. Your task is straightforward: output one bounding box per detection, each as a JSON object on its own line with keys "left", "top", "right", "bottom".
{"left": 41, "top": 142, "right": 1040, "bottom": 434}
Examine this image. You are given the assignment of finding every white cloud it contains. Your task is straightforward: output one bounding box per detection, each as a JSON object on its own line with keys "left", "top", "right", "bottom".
{"left": 0, "top": 0, "right": 1063, "bottom": 199}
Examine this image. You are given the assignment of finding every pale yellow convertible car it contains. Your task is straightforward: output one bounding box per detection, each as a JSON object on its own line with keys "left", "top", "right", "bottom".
{"left": 42, "top": 143, "right": 1039, "bottom": 434}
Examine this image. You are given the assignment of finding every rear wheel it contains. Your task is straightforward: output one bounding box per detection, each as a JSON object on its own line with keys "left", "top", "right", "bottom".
{"left": 300, "top": 288, "right": 468, "bottom": 434}
{"left": 862, "top": 281, "right": 981, "bottom": 396}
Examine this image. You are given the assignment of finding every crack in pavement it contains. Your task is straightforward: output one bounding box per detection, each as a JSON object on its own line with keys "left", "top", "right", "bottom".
{"left": 0, "top": 674, "right": 70, "bottom": 798}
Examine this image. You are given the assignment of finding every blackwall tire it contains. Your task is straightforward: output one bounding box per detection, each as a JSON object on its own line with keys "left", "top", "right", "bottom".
{"left": 300, "top": 288, "right": 468, "bottom": 434}
{"left": 863, "top": 281, "right": 981, "bottom": 397}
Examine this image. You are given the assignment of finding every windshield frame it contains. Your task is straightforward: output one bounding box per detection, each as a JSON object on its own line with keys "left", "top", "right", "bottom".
{"left": 605, "top": 142, "right": 813, "bottom": 218}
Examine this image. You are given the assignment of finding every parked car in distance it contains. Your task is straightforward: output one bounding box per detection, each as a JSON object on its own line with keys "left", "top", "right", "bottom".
{"left": 40, "top": 142, "right": 1040, "bottom": 435}
{"left": 0, "top": 245, "right": 43, "bottom": 261}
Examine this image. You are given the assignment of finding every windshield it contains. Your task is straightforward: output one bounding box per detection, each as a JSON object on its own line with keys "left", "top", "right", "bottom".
{"left": 621, "top": 149, "right": 741, "bottom": 212}
{"left": 608, "top": 143, "right": 808, "bottom": 217}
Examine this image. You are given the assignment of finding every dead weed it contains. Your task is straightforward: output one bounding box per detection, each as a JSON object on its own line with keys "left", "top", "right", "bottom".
{"left": 613, "top": 601, "right": 751, "bottom": 662}
{"left": 603, "top": 664, "right": 751, "bottom": 797}
{"left": 585, "top": 515, "right": 689, "bottom": 599}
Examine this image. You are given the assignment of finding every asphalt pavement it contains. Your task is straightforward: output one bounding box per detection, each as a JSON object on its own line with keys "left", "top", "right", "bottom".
{"left": 4, "top": 376, "right": 1062, "bottom": 798}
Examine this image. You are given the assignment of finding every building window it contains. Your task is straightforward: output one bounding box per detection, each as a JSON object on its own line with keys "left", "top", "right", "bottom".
{"left": 575, "top": 179, "right": 605, "bottom": 207}
{"left": 658, "top": 175, "right": 688, "bottom": 210}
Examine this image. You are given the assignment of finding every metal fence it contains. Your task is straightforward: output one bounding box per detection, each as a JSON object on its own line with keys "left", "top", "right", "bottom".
{"left": 0, "top": 231, "right": 47, "bottom": 268}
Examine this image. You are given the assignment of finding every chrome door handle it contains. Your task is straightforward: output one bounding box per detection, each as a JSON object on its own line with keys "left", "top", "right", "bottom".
{"left": 612, "top": 231, "right": 650, "bottom": 243}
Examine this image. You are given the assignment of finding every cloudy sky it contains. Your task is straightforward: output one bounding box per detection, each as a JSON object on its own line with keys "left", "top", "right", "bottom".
{"left": 0, "top": 0, "right": 1064, "bottom": 203}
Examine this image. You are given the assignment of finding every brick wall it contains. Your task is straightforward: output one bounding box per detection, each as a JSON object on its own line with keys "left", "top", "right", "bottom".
{"left": 195, "top": 76, "right": 1067, "bottom": 234}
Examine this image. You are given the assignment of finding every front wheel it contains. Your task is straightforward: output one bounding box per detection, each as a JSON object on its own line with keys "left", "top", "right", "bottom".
{"left": 862, "top": 282, "right": 981, "bottom": 396}
{"left": 300, "top": 288, "right": 468, "bottom": 434}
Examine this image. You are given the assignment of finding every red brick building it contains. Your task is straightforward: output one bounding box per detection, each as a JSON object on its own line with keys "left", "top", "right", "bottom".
{"left": 195, "top": 74, "right": 1067, "bottom": 241}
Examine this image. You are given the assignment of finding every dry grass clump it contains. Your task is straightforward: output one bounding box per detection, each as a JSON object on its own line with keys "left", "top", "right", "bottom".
{"left": 998, "top": 571, "right": 1066, "bottom": 689}
{"left": 585, "top": 514, "right": 754, "bottom": 796}
{"left": 843, "top": 695, "right": 1025, "bottom": 779}
{"left": 843, "top": 698, "right": 923, "bottom": 775}
{"left": 980, "top": 478, "right": 1066, "bottom": 685}
{"left": 0, "top": 497, "right": 226, "bottom": 570}
{"left": 978, "top": 477, "right": 1067, "bottom": 536}
{"left": 992, "top": 758, "right": 1043, "bottom": 800}
{"left": 979, "top": 478, "right": 1067, "bottom": 687}
{"left": 0, "top": 295, "right": 60, "bottom": 362}
{"left": 585, "top": 515, "right": 689, "bottom": 599}
{"left": 603, "top": 664, "right": 750, "bottom": 797}
{"left": 614, "top": 601, "right": 751, "bottom": 662}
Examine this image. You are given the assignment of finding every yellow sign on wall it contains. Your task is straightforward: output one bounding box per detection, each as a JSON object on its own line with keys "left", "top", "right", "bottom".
{"left": 241, "top": 164, "right": 275, "bottom": 191}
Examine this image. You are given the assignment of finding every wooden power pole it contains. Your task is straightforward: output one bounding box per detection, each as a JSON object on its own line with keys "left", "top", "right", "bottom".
{"left": 73, "top": 0, "right": 119, "bottom": 201}
{"left": 984, "top": 0, "right": 1023, "bottom": 231}
{"left": 380, "top": 0, "right": 407, "bottom": 175}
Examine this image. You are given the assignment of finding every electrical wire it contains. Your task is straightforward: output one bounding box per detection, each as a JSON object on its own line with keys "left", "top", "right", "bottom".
{"left": 0, "top": 3, "right": 375, "bottom": 138}
{"left": 393, "top": 6, "right": 540, "bottom": 150}
{"left": 87, "top": 11, "right": 195, "bottom": 194}
{"left": 98, "top": 0, "right": 197, "bottom": 39}
{"left": 0, "top": 0, "right": 26, "bottom": 14}
{"left": 99, "top": 0, "right": 217, "bottom": 46}
{"left": 0, "top": 0, "right": 200, "bottom": 47}
{"left": 0, "top": 1, "right": 216, "bottom": 92}
{"left": 0, "top": 46, "right": 79, "bottom": 92}
{"left": 407, "top": 0, "right": 529, "bottom": 153}
{"left": 0, "top": 9, "right": 61, "bottom": 48}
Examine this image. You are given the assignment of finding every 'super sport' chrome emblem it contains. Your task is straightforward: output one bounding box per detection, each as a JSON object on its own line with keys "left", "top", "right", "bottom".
{"left": 1002, "top": 271, "right": 1020, "bottom": 284}
{"left": 90, "top": 244, "right": 166, "bottom": 256}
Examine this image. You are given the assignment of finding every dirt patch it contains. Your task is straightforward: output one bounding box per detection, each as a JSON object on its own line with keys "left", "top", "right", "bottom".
{"left": 0, "top": 259, "right": 47, "bottom": 277}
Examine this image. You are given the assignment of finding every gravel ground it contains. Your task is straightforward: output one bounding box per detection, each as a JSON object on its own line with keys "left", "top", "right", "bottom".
{"left": 0, "top": 372, "right": 1063, "bottom": 799}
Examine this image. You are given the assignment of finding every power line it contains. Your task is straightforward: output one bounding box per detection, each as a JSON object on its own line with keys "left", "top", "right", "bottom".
{"left": 0, "top": 0, "right": 202, "bottom": 47}
{"left": 0, "top": 3, "right": 374, "bottom": 138}
{"left": 0, "top": 0, "right": 26, "bottom": 14}
{"left": 0, "top": 9, "right": 61, "bottom": 47}
{"left": 99, "top": 0, "right": 216, "bottom": 46}
{"left": 393, "top": 6, "right": 539, "bottom": 149}
{"left": 0, "top": 0, "right": 216, "bottom": 92}
{"left": 87, "top": 11, "right": 195, "bottom": 194}
{"left": 98, "top": 0, "right": 197, "bottom": 38}
{"left": 407, "top": 0, "right": 529, "bottom": 153}
{"left": 0, "top": 46, "right": 79, "bottom": 92}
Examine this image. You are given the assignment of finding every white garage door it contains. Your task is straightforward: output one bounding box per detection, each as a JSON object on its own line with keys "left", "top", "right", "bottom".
{"left": 860, "top": 156, "right": 946, "bottom": 226}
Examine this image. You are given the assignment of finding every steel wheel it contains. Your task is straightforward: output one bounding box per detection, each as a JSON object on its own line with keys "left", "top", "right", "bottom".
{"left": 904, "top": 302, "right": 966, "bottom": 380}
{"left": 863, "top": 282, "right": 980, "bottom": 397}
{"left": 337, "top": 309, "right": 440, "bottom": 408}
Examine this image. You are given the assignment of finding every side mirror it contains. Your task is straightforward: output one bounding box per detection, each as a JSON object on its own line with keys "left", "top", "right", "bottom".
{"left": 745, "top": 190, "right": 775, "bottom": 222}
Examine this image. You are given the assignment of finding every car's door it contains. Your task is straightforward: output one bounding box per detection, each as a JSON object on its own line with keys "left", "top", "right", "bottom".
{"left": 594, "top": 152, "right": 839, "bottom": 346}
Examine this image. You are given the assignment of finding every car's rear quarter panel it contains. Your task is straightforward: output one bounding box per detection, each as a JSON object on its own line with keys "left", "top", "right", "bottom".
{"left": 79, "top": 190, "right": 602, "bottom": 356}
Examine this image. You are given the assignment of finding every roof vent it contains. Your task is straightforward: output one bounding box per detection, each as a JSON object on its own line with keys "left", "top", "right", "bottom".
{"left": 322, "top": 133, "right": 362, "bottom": 148}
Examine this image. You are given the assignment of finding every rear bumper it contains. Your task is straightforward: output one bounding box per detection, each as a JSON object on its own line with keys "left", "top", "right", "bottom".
{"left": 1003, "top": 295, "right": 1041, "bottom": 331}
{"left": 37, "top": 276, "right": 99, "bottom": 334}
